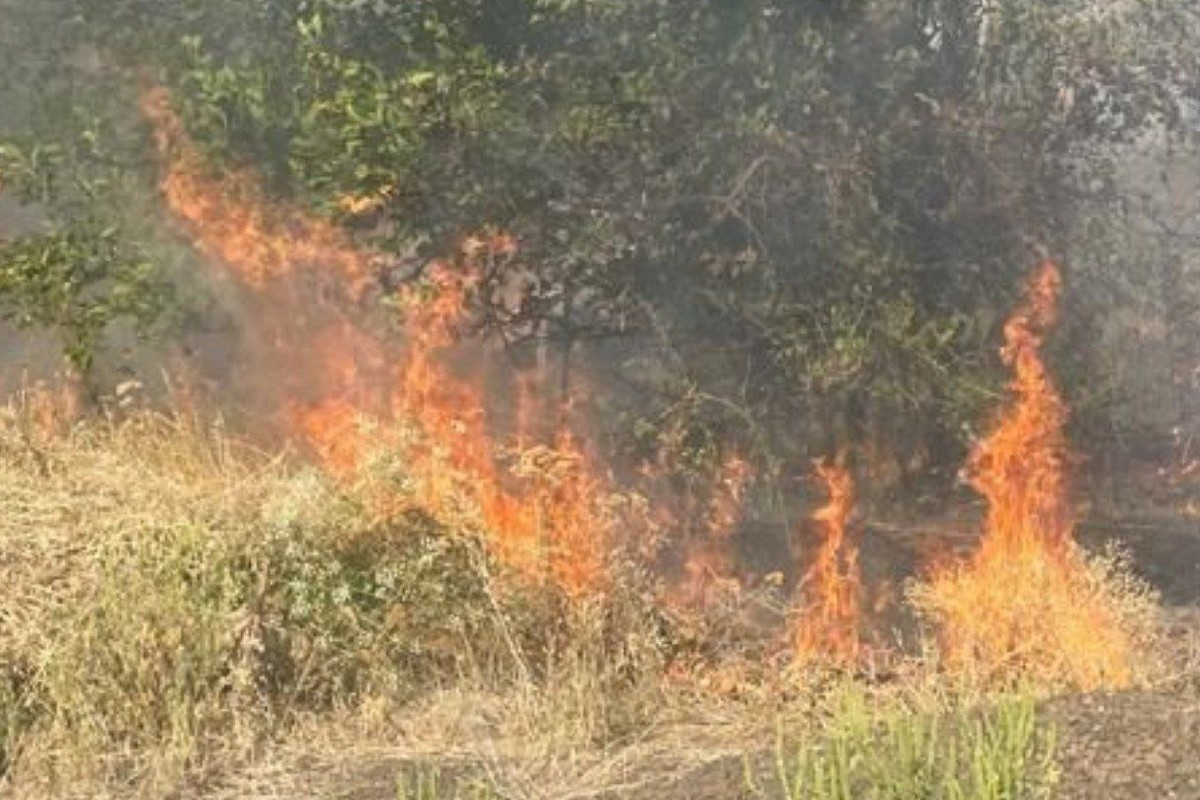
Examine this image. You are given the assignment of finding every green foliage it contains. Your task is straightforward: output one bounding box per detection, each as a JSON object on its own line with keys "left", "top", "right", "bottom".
{"left": 395, "top": 766, "right": 503, "bottom": 800}
{"left": 3, "top": 0, "right": 1196, "bottom": 487}
{"left": 0, "top": 227, "right": 168, "bottom": 372}
{"left": 0, "top": 3, "right": 178, "bottom": 384}
{"left": 0, "top": 140, "right": 64, "bottom": 205}
{"left": 167, "top": 2, "right": 514, "bottom": 238}
{"left": 754, "top": 693, "right": 1057, "bottom": 800}
{"left": 124, "top": 0, "right": 1197, "bottom": 485}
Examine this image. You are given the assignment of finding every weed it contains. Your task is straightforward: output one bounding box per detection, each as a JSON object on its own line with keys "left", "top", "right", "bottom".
{"left": 751, "top": 691, "right": 1057, "bottom": 800}
{"left": 395, "top": 765, "right": 502, "bottom": 800}
{"left": 0, "top": 403, "right": 675, "bottom": 796}
{"left": 0, "top": 407, "right": 538, "bottom": 792}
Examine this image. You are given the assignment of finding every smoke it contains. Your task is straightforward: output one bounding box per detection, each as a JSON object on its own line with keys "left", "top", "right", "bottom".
{"left": 0, "top": 0, "right": 1198, "bottom": 635}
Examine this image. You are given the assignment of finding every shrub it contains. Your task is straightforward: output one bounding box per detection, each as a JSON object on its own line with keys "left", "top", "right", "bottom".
{"left": 0, "top": 406, "right": 525, "bottom": 791}
{"left": 753, "top": 691, "right": 1058, "bottom": 800}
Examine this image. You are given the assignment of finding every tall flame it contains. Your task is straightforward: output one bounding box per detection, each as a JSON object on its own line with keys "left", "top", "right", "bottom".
{"left": 389, "top": 259, "right": 611, "bottom": 595}
{"left": 921, "top": 259, "right": 1137, "bottom": 689}
{"left": 142, "top": 87, "right": 609, "bottom": 597}
{"left": 968, "top": 260, "right": 1071, "bottom": 557}
{"left": 792, "top": 459, "right": 862, "bottom": 665}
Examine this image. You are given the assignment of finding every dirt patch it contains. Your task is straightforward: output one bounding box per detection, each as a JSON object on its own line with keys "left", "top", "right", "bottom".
{"left": 1046, "top": 689, "right": 1200, "bottom": 799}
{"left": 1044, "top": 607, "right": 1200, "bottom": 800}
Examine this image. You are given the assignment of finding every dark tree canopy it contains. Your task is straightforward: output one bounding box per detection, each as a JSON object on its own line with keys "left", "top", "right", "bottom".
{"left": 1, "top": 0, "right": 1198, "bottom": 504}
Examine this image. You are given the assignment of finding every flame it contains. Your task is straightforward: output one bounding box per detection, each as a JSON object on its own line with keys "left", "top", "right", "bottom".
{"left": 291, "top": 398, "right": 375, "bottom": 480}
{"left": 142, "top": 87, "right": 610, "bottom": 598}
{"left": 920, "top": 259, "right": 1136, "bottom": 690}
{"left": 792, "top": 459, "right": 862, "bottom": 665}
{"left": 969, "top": 261, "right": 1070, "bottom": 557}
{"left": 140, "top": 85, "right": 1143, "bottom": 664}
{"left": 389, "top": 259, "right": 611, "bottom": 595}
{"left": 140, "top": 87, "right": 373, "bottom": 295}
{"left": 507, "top": 431, "right": 613, "bottom": 595}
{"left": 671, "top": 454, "right": 753, "bottom": 608}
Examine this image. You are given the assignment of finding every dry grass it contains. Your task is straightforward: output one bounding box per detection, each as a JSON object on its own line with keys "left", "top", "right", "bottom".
{"left": 194, "top": 676, "right": 1062, "bottom": 800}
{"left": 0, "top": 395, "right": 1161, "bottom": 799}
{"left": 908, "top": 542, "right": 1163, "bottom": 693}
{"left": 0, "top": 397, "right": 678, "bottom": 798}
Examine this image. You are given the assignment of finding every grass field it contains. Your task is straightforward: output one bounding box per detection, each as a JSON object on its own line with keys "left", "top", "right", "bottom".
{"left": 0, "top": 396, "right": 1186, "bottom": 799}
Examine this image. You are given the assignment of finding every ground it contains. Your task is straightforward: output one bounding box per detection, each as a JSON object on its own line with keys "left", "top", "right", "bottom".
{"left": 3, "top": 415, "right": 1196, "bottom": 799}
{"left": 191, "top": 511, "right": 1200, "bottom": 800}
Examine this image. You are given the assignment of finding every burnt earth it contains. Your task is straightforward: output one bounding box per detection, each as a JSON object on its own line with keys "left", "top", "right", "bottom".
{"left": 1039, "top": 606, "right": 1200, "bottom": 800}
{"left": 1045, "top": 689, "right": 1200, "bottom": 800}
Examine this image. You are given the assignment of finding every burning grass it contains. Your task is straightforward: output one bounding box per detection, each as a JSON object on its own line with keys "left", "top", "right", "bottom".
{"left": 135, "top": 87, "right": 1165, "bottom": 690}
{"left": 0, "top": 87, "right": 1169, "bottom": 798}
{"left": 910, "top": 261, "right": 1161, "bottom": 691}
{"left": 0, "top": 390, "right": 1161, "bottom": 800}
{"left": 911, "top": 541, "right": 1158, "bottom": 691}
{"left": 0, "top": 399, "right": 668, "bottom": 797}
{"left": 143, "top": 86, "right": 618, "bottom": 600}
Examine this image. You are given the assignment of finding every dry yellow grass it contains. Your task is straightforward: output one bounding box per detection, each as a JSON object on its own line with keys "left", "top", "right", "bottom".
{"left": 908, "top": 541, "right": 1163, "bottom": 692}
{"left": 0, "top": 397, "right": 673, "bottom": 797}
{"left": 0, "top": 394, "right": 1165, "bottom": 799}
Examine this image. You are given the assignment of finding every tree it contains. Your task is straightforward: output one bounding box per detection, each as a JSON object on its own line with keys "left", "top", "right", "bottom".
{"left": 0, "top": 2, "right": 174, "bottom": 388}
{"left": 5, "top": 0, "right": 1198, "bottom": 499}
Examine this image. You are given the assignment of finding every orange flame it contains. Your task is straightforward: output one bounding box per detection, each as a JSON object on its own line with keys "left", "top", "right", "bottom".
{"left": 142, "top": 87, "right": 610, "bottom": 598}
{"left": 389, "top": 256, "right": 612, "bottom": 595}
{"left": 670, "top": 454, "right": 753, "bottom": 608}
{"left": 968, "top": 260, "right": 1071, "bottom": 557}
{"left": 921, "top": 259, "right": 1137, "bottom": 689}
{"left": 140, "top": 87, "right": 373, "bottom": 296}
{"left": 292, "top": 398, "right": 376, "bottom": 480}
{"left": 792, "top": 459, "right": 862, "bottom": 665}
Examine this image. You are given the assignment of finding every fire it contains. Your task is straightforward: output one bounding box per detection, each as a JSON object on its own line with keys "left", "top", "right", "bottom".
{"left": 142, "top": 87, "right": 610, "bottom": 598}
{"left": 139, "top": 85, "right": 1147, "bottom": 671}
{"left": 670, "top": 454, "right": 753, "bottom": 608}
{"left": 969, "top": 260, "right": 1070, "bottom": 558}
{"left": 918, "top": 259, "right": 1137, "bottom": 690}
{"left": 140, "top": 87, "right": 373, "bottom": 296}
{"left": 141, "top": 85, "right": 393, "bottom": 448}
{"left": 792, "top": 459, "right": 862, "bottom": 665}
{"left": 506, "top": 431, "right": 613, "bottom": 595}
{"left": 291, "top": 398, "right": 375, "bottom": 480}
{"left": 389, "top": 258, "right": 612, "bottom": 595}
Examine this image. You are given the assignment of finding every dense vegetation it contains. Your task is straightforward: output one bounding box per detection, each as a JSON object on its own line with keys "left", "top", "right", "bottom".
{"left": 1, "top": 0, "right": 1198, "bottom": 501}
{"left": 1, "top": 3, "right": 1196, "bottom": 797}
{"left": 0, "top": 403, "right": 1064, "bottom": 798}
